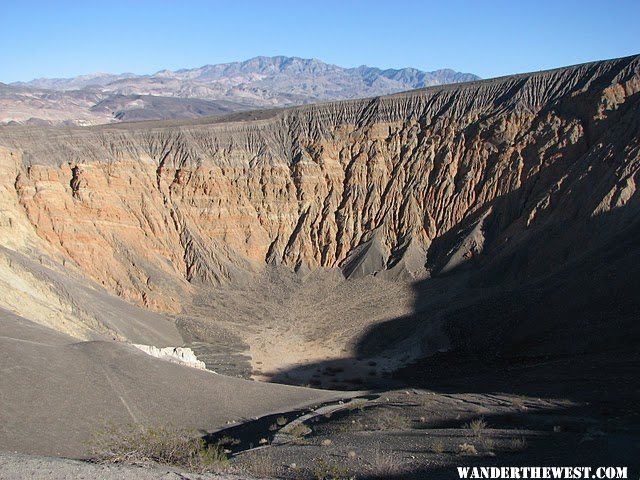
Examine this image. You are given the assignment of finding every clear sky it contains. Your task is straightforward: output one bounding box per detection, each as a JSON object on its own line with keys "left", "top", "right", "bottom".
{"left": 1, "top": 0, "right": 639, "bottom": 83}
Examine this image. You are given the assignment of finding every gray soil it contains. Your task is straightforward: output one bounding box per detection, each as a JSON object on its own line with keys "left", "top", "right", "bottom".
{"left": 0, "top": 453, "right": 260, "bottom": 480}
{"left": 227, "top": 353, "right": 640, "bottom": 479}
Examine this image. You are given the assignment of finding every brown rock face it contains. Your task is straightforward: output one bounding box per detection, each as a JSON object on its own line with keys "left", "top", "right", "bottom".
{"left": 0, "top": 55, "right": 639, "bottom": 362}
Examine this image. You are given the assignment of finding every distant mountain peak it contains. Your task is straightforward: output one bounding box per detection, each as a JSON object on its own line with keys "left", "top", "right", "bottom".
{"left": 4, "top": 55, "right": 479, "bottom": 126}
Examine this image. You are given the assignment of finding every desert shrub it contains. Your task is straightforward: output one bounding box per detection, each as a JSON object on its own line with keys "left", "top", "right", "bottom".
{"left": 431, "top": 439, "right": 445, "bottom": 454}
{"left": 464, "top": 417, "right": 488, "bottom": 436}
{"left": 239, "top": 448, "right": 281, "bottom": 477}
{"left": 89, "top": 423, "right": 228, "bottom": 473}
{"left": 347, "top": 400, "right": 367, "bottom": 412}
{"left": 458, "top": 442, "right": 478, "bottom": 455}
{"left": 314, "top": 456, "right": 351, "bottom": 480}
{"left": 269, "top": 417, "right": 290, "bottom": 431}
{"left": 368, "top": 445, "right": 405, "bottom": 477}
{"left": 508, "top": 437, "right": 528, "bottom": 452}
{"left": 417, "top": 395, "right": 433, "bottom": 406}
{"left": 215, "top": 435, "right": 240, "bottom": 449}
{"left": 336, "top": 417, "right": 363, "bottom": 433}
{"left": 481, "top": 437, "right": 495, "bottom": 452}
{"left": 373, "top": 407, "right": 412, "bottom": 430}
{"left": 287, "top": 422, "right": 312, "bottom": 437}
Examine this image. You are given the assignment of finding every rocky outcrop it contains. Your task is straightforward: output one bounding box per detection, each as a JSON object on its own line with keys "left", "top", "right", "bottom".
{"left": 0, "top": 55, "right": 638, "bottom": 319}
{"left": 132, "top": 344, "right": 208, "bottom": 370}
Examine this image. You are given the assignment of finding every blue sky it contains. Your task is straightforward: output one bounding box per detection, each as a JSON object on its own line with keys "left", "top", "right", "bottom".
{"left": 1, "top": 0, "right": 638, "bottom": 83}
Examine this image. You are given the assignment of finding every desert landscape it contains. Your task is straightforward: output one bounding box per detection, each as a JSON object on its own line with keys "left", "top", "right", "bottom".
{"left": 1, "top": 56, "right": 477, "bottom": 126}
{"left": 0, "top": 49, "right": 638, "bottom": 478}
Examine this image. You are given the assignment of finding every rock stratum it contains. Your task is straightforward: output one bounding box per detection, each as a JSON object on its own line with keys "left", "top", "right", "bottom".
{"left": 0, "top": 55, "right": 639, "bottom": 457}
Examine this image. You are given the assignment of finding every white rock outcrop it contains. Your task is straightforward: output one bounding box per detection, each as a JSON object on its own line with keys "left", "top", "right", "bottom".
{"left": 132, "top": 344, "right": 207, "bottom": 370}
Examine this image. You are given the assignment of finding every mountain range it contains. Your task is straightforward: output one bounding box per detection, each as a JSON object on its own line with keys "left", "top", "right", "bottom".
{"left": 1, "top": 56, "right": 478, "bottom": 126}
